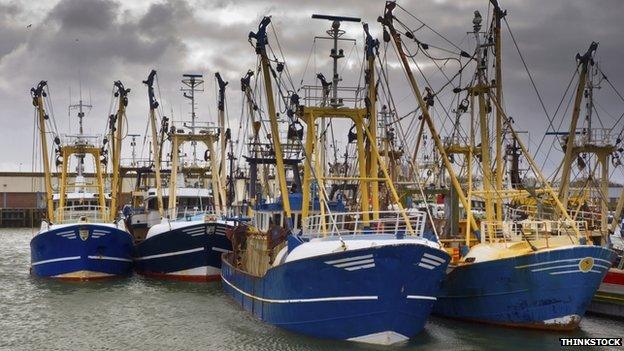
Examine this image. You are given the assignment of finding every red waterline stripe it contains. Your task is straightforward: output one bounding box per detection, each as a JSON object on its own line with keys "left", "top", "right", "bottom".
{"left": 136, "top": 270, "right": 221, "bottom": 282}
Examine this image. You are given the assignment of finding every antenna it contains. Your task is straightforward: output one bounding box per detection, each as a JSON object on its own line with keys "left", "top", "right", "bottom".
{"left": 128, "top": 134, "right": 140, "bottom": 167}
{"left": 181, "top": 73, "right": 204, "bottom": 163}
{"left": 311, "top": 14, "right": 361, "bottom": 108}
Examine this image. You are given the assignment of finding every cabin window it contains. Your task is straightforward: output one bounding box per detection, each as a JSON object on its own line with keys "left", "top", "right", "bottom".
{"left": 293, "top": 214, "right": 300, "bottom": 229}
{"left": 271, "top": 213, "right": 283, "bottom": 228}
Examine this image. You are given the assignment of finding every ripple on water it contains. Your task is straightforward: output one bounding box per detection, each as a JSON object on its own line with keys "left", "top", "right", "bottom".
{"left": 1, "top": 229, "right": 623, "bottom": 351}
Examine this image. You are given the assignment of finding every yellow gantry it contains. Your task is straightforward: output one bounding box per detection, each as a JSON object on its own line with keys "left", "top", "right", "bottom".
{"left": 167, "top": 132, "right": 224, "bottom": 217}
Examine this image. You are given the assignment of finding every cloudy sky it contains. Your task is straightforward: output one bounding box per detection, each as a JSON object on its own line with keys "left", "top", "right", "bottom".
{"left": 1, "top": 0, "right": 623, "bottom": 182}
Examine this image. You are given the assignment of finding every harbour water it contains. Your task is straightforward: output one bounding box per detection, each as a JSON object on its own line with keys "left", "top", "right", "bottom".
{"left": 1, "top": 228, "right": 621, "bottom": 351}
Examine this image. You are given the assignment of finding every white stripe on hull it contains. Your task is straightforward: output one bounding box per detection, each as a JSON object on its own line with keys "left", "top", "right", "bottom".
{"left": 334, "top": 259, "right": 374, "bottom": 268}
{"left": 516, "top": 257, "right": 612, "bottom": 269}
{"left": 423, "top": 253, "right": 446, "bottom": 263}
{"left": 550, "top": 269, "right": 603, "bottom": 275}
{"left": 406, "top": 294, "right": 437, "bottom": 301}
{"left": 324, "top": 254, "right": 373, "bottom": 265}
{"left": 134, "top": 247, "right": 204, "bottom": 261}
{"left": 87, "top": 255, "right": 132, "bottom": 262}
{"left": 32, "top": 256, "right": 81, "bottom": 266}
{"left": 222, "top": 275, "right": 378, "bottom": 304}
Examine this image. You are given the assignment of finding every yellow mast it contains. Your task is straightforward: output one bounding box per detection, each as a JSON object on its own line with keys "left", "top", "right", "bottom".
{"left": 471, "top": 10, "right": 497, "bottom": 238}
{"left": 215, "top": 72, "right": 229, "bottom": 208}
{"left": 109, "top": 81, "right": 129, "bottom": 221}
{"left": 380, "top": 3, "right": 478, "bottom": 231}
{"left": 143, "top": 70, "right": 164, "bottom": 218}
{"left": 365, "top": 23, "right": 380, "bottom": 219}
{"left": 31, "top": 81, "right": 55, "bottom": 222}
{"left": 559, "top": 42, "right": 598, "bottom": 209}
{"left": 249, "top": 17, "right": 292, "bottom": 220}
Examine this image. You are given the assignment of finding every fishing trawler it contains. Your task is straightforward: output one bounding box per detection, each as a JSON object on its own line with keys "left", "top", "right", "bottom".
{"left": 379, "top": 1, "right": 616, "bottom": 329}
{"left": 29, "top": 81, "right": 133, "bottom": 280}
{"left": 221, "top": 16, "right": 450, "bottom": 345}
{"left": 133, "top": 71, "right": 235, "bottom": 281}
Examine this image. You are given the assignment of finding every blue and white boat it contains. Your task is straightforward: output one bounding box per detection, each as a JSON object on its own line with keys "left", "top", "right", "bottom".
{"left": 222, "top": 206, "right": 449, "bottom": 345}
{"left": 133, "top": 70, "right": 237, "bottom": 281}
{"left": 133, "top": 188, "right": 235, "bottom": 281}
{"left": 31, "top": 212, "right": 133, "bottom": 280}
{"left": 433, "top": 221, "right": 617, "bottom": 329}
{"left": 29, "top": 80, "right": 133, "bottom": 280}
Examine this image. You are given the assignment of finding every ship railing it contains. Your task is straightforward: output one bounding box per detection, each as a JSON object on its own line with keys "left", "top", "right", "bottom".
{"left": 510, "top": 205, "right": 602, "bottom": 229}
{"left": 171, "top": 121, "right": 219, "bottom": 135}
{"left": 480, "top": 220, "right": 588, "bottom": 244}
{"left": 166, "top": 206, "right": 218, "bottom": 220}
{"left": 300, "top": 85, "right": 366, "bottom": 107}
{"left": 120, "top": 158, "right": 153, "bottom": 168}
{"left": 62, "top": 134, "right": 102, "bottom": 147}
{"left": 573, "top": 128, "right": 613, "bottom": 147}
{"left": 54, "top": 205, "right": 109, "bottom": 224}
{"left": 301, "top": 210, "right": 427, "bottom": 238}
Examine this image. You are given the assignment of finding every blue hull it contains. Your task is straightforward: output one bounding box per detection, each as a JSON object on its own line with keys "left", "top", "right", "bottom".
{"left": 134, "top": 222, "right": 232, "bottom": 281}
{"left": 433, "top": 245, "right": 617, "bottom": 329}
{"left": 30, "top": 224, "right": 133, "bottom": 279}
{"left": 221, "top": 244, "right": 450, "bottom": 344}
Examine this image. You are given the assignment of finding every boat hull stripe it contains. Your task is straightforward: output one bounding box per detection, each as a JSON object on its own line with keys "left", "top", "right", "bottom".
{"left": 32, "top": 256, "right": 81, "bottom": 266}
{"left": 87, "top": 255, "right": 132, "bottom": 262}
{"left": 134, "top": 247, "right": 204, "bottom": 261}
{"left": 221, "top": 275, "right": 378, "bottom": 303}
{"left": 423, "top": 253, "right": 446, "bottom": 263}
{"left": 344, "top": 263, "right": 376, "bottom": 271}
{"left": 407, "top": 294, "right": 437, "bottom": 301}
{"left": 324, "top": 254, "right": 373, "bottom": 265}
{"left": 418, "top": 262, "right": 436, "bottom": 270}
{"left": 334, "top": 259, "right": 375, "bottom": 268}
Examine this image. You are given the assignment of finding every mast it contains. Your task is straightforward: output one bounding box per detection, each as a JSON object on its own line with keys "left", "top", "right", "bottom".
{"left": 31, "top": 81, "right": 55, "bottom": 222}
{"left": 558, "top": 42, "right": 598, "bottom": 209}
{"left": 249, "top": 17, "right": 292, "bottom": 220}
{"left": 109, "top": 80, "right": 129, "bottom": 221}
{"left": 491, "top": 0, "right": 506, "bottom": 221}
{"left": 379, "top": 2, "right": 478, "bottom": 231}
{"left": 143, "top": 70, "right": 164, "bottom": 218}
{"left": 473, "top": 10, "right": 496, "bottom": 235}
{"left": 181, "top": 74, "right": 204, "bottom": 164}
{"left": 215, "top": 72, "right": 229, "bottom": 206}
{"left": 364, "top": 23, "right": 380, "bottom": 218}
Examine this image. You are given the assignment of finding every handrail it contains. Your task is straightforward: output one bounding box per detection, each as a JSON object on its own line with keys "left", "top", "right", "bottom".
{"left": 301, "top": 210, "right": 427, "bottom": 238}
{"left": 54, "top": 205, "right": 109, "bottom": 224}
{"left": 480, "top": 219, "right": 587, "bottom": 245}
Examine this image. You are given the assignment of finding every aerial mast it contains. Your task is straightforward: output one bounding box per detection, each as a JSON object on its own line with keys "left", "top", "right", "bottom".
{"left": 181, "top": 73, "right": 204, "bottom": 164}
